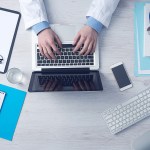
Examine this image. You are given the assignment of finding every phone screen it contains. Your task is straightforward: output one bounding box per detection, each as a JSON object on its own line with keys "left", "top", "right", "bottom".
{"left": 111, "top": 64, "right": 131, "bottom": 89}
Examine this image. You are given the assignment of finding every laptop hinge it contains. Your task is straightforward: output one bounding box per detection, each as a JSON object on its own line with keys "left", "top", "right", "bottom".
{"left": 41, "top": 68, "right": 90, "bottom": 74}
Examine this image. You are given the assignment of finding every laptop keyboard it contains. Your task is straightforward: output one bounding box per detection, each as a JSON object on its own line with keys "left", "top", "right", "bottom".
{"left": 36, "top": 44, "right": 94, "bottom": 67}
{"left": 38, "top": 74, "right": 93, "bottom": 86}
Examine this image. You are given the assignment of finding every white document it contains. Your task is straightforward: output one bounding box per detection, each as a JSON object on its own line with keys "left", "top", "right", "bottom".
{"left": 144, "top": 4, "right": 150, "bottom": 57}
{"left": 0, "top": 9, "right": 19, "bottom": 72}
{"left": 136, "top": 18, "right": 150, "bottom": 75}
{"left": 0, "top": 91, "right": 5, "bottom": 110}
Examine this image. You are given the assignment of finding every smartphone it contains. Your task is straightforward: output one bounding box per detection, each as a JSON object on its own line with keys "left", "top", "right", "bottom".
{"left": 110, "top": 62, "right": 132, "bottom": 91}
{"left": 0, "top": 91, "right": 6, "bottom": 110}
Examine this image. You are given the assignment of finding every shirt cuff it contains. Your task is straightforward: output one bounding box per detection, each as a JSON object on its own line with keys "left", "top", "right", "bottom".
{"left": 32, "top": 21, "right": 50, "bottom": 35}
{"left": 86, "top": 17, "right": 103, "bottom": 33}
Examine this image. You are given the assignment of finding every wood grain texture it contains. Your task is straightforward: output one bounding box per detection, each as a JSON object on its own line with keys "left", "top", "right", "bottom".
{"left": 0, "top": 0, "right": 150, "bottom": 150}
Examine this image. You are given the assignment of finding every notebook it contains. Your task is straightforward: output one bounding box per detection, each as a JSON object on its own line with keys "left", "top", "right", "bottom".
{"left": 0, "top": 84, "right": 27, "bottom": 141}
{"left": 134, "top": 2, "right": 150, "bottom": 76}
{"left": 0, "top": 8, "right": 21, "bottom": 73}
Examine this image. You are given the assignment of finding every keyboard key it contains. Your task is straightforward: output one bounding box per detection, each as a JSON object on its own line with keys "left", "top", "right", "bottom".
{"left": 90, "top": 59, "right": 94, "bottom": 62}
{"left": 65, "top": 56, "right": 68, "bottom": 59}
{"left": 37, "top": 60, "right": 42, "bottom": 63}
{"left": 88, "top": 55, "right": 93, "bottom": 59}
{"left": 59, "top": 60, "right": 62, "bottom": 63}
{"left": 41, "top": 56, "right": 44, "bottom": 59}
{"left": 69, "top": 56, "right": 72, "bottom": 59}
{"left": 61, "top": 56, "right": 64, "bottom": 59}
{"left": 76, "top": 56, "right": 80, "bottom": 59}
{"left": 57, "top": 56, "right": 60, "bottom": 59}
{"left": 55, "top": 60, "right": 58, "bottom": 63}
{"left": 37, "top": 53, "right": 40, "bottom": 59}
{"left": 63, "top": 60, "right": 66, "bottom": 63}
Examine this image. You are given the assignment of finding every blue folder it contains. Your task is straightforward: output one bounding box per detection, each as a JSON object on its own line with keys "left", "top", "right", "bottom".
{"left": 0, "top": 84, "right": 26, "bottom": 141}
{"left": 134, "top": 2, "right": 150, "bottom": 76}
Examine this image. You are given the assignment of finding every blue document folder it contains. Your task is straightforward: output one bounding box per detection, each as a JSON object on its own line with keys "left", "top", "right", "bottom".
{"left": 0, "top": 84, "right": 26, "bottom": 141}
{"left": 134, "top": 2, "right": 150, "bottom": 76}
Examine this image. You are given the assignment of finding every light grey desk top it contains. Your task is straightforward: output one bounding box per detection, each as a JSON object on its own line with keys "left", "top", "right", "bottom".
{"left": 0, "top": 0, "right": 150, "bottom": 150}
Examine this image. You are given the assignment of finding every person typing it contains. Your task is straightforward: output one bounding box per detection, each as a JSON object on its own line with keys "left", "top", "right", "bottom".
{"left": 19, "top": 0, "right": 120, "bottom": 59}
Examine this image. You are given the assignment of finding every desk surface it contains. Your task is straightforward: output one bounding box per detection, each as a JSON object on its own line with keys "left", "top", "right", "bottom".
{"left": 0, "top": 0, "right": 150, "bottom": 150}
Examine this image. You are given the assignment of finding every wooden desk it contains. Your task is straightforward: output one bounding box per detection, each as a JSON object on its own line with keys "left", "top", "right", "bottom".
{"left": 0, "top": 0, "right": 149, "bottom": 149}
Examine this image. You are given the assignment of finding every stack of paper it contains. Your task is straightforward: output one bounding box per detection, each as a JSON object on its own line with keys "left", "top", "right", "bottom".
{"left": 134, "top": 2, "right": 150, "bottom": 76}
{"left": 144, "top": 4, "right": 150, "bottom": 56}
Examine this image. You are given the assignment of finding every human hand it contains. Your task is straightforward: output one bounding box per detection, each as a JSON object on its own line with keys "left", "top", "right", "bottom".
{"left": 73, "top": 80, "right": 96, "bottom": 91}
{"left": 73, "top": 25, "right": 98, "bottom": 55}
{"left": 38, "top": 28, "right": 62, "bottom": 59}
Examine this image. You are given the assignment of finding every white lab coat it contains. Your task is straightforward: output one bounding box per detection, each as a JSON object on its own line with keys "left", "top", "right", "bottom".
{"left": 19, "top": 0, "right": 120, "bottom": 30}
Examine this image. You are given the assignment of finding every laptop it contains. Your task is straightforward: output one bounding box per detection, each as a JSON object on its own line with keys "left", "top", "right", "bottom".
{"left": 28, "top": 24, "right": 103, "bottom": 92}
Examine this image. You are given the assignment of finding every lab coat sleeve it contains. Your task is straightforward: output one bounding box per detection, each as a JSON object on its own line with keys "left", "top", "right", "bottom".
{"left": 19, "top": 0, "right": 49, "bottom": 30}
{"left": 86, "top": 0, "right": 120, "bottom": 28}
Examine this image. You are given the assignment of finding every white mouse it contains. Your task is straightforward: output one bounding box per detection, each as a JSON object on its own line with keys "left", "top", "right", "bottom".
{"left": 132, "top": 131, "right": 150, "bottom": 150}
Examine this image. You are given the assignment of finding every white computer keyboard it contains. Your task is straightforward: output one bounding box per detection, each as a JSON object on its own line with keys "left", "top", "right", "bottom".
{"left": 102, "top": 88, "right": 150, "bottom": 134}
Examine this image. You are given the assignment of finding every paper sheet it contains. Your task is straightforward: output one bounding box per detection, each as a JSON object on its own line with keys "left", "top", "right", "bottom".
{"left": 144, "top": 4, "right": 150, "bottom": 56}
{"left": 134, "top": 2, "right": 150, "bottom": 76}
{"left": 0, "top": 10, "right": 19, "bottom": 72}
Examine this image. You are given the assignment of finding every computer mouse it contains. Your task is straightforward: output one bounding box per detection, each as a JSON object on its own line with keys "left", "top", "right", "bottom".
{"left": 132, "top": 131, "right": 150, "bottom": 150}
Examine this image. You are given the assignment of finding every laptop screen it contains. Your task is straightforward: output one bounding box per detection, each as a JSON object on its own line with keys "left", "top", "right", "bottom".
{"left": 28, "top": 71, "right": 103, "bottom": 92}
